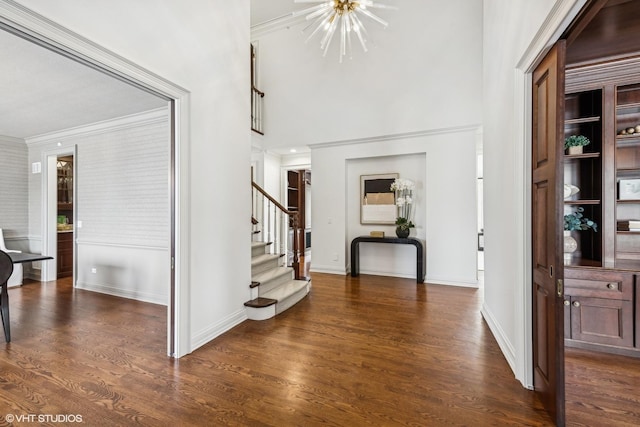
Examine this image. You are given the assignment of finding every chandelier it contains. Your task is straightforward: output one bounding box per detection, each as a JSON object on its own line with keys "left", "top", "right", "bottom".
{"left": 293, "top": 0, "right": 395, "bottom": 62}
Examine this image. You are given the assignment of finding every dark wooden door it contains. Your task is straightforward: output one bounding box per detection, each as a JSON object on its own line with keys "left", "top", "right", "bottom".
{"left": 532, "top": 40, "right": 566, "bottom": 426}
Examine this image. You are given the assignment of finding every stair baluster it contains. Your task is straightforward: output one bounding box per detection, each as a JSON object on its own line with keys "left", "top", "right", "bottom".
{"left": 251, "top": 181, "right": 301, "bottom": 279}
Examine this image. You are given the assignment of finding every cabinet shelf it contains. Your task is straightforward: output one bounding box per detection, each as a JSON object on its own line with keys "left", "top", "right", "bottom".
{"left": 564, "top": 257, "right": 602, "bottom": 268}
{"left": 617, "top": 167, "right": 640, "bottom": 176}
{"left": 616, "top": 101, "right": 640, "bottom": 111}
{"left": 565, "top": 199, "right": 600, "bottom": 205}
{"left": 614, "top": 259, "right": 640, "bottom": 271}
{"left": 565, "top": 116, "right": 601, "bottom": 125}
{"left": 616, "top": 135, "right": 640, "bottom": 146}
{"left": 617, "top": 199, "right": 640, "bottom": 204}
{"left": 564, "top": 152, "right": 601, "bottom": 160}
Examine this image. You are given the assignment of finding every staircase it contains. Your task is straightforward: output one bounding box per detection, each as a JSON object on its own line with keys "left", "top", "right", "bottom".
{"left": 246, "top": 180, "right": 311, "bottom": 320}
{"left": 244, "top": 241, "right": 311, "bottom": 320}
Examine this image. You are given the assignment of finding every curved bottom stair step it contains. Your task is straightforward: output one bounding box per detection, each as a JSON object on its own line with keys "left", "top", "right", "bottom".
{"left": 243, "top": 297, "right": 276, "bottom": 308}
{"left": 245, "top": 279, "right": 311, "bottom": 321}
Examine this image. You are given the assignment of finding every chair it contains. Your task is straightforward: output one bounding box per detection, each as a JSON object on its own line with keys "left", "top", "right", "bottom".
{"left": 0, "top": 229, "right": 22, "bottom": 287}
{"left": 0, "top": 249, "right": 13, "bottom": 342}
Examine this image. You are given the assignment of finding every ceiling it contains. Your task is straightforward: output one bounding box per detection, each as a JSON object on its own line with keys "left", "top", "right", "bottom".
{"left": 0, "top": 1, "right": 367, "bottom": 145}
{"left": 565, "top": 0, "right": 640, "bottom": 67}
{"left": 0, "top": 1, "right": 298, "bottom": 141}
{"left": 0, "top": 29, "right": 166, "bottom": 140}
{"left": 250, "top": 0, "right": 308, "bottom": 27}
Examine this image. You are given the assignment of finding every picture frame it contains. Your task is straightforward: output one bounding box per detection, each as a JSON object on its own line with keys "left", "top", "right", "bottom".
{"left": 619, "top": 178, "right": 640, "bottom": 200}
{"left": 360, "top": 173, "right": 398, "bottom": 224}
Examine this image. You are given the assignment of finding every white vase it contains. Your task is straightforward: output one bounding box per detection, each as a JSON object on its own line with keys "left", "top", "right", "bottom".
{"left": 564, "top": 230, "right": 577, "bottom": 263}
{"left": 567, "top": 146, "right": 583, "bottom": 155}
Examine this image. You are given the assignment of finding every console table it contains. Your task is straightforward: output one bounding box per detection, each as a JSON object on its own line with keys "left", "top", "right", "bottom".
{"left": 350, "top": 236, "right": 426, "bottom": 283}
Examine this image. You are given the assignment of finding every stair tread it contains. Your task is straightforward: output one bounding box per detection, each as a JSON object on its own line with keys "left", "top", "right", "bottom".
{"left": 261, "top": 279, "right": 310, "bottom": 301}
{"left": 251, "top": 253, "right": 281, "bottom": 267}
{"left": 251, "top": 241, "right": 272, "bottom": 249}
{"left": 252, "top": 266, "right": 293, "bottom": 284}
{"left": 244, "top": 297, "right": 277, "bottom": 308}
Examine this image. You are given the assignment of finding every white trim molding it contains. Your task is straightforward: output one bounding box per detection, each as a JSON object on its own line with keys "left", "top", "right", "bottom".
{"left": 309, "top": 124, "right": 482, "bottom": 150}
{"left": 251, "top": 13, "right": 306, "bottom": 39}
{"left": 190, "top": 309, "right": 247, "bottom": 352}
{"left": 25, "top": 108, "right": 168, "bottom": 146}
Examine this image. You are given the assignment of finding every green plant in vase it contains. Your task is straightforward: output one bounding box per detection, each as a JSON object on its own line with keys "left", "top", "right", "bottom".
{"left": 564, "top": 207, "right": 597, "bottom": 232}
{"left": 563, "top": 207, "right": 597, "bottom": 261}
{"left": 391, "top": 178, "right": 415, "bottom": 238}
{"left": 564, "top": 135, "right": 590, "bottom": 155}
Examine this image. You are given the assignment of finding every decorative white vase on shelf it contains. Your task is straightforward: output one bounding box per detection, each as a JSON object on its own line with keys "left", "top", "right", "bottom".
{"left": 567, "top": 146, "right": 583, "bottom": 155}
{"left": 564, "top": 230, "right": 577, "bottom": 263}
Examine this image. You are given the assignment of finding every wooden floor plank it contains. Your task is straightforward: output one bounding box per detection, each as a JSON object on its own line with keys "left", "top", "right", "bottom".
{"left": 1, "top": 273, "right": 636, "bottom": 425}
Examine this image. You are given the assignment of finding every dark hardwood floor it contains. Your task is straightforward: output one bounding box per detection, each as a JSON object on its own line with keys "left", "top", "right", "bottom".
{"left": 0, "top": 273, "right": 635, "bottom": 426}
{"left": 565, "top": 347, "right": 640, "bottom": 426}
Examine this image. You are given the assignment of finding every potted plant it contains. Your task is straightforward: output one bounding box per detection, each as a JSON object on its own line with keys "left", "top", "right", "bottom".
{"left": 564, "top": 207, "right": 598, "bottom": 232}
{"left": 564, "top": 135, "right": 590, "bottom": 155}
{"left": 563, "top": 207, "right": 597, "bottom": 259}
{"left": 390, "top": 178, "right": 415, "bottom": 238}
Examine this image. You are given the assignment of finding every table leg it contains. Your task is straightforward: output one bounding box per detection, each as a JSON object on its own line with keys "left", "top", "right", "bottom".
{"left": 1, "top": 282, "right": 9, "bottom": 342}
{"left": 351, "top": 241, "right": 360, "bottom": 277}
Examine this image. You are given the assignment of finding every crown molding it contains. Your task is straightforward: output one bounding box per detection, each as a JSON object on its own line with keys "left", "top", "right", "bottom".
{"left": 251, "top": 13, "right": 306, "bottom": 39}
{"left": 566, "top": 55, "right": 640, "bottom": 93}
{"left": 0, "top": 0, "right": 188, "bottom": 100}
{"left": 308, "top": 124, "right": 482, "bottom": 150}
{"left": 25, "top": 107, "right": 168, "bottom": 146}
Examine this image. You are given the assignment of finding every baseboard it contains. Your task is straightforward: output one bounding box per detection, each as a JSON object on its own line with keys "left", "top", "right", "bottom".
{"left": 309, "top": 265, "right": 346, "bottom": 275}
{"left": 190, "top": 308, "right": 247, "bottom": 352}
{"left": 75, "top": 281, "right": 167, "bottom": 306}
{"left": 481, "top": 302, "right": 517, "bottom": 376}
{"left": 426, "top": 278, "right": 479, "bottom": 288}
{"left": 357, "top": 269, "right": 416, "bottom": 281}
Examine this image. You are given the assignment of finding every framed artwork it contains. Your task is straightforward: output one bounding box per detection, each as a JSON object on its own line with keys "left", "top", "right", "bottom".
{"left": 360, "top": 173, "right": 398, "bottom": 224}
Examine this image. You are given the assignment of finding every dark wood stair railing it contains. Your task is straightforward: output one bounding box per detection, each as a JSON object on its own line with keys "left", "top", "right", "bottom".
{"left": 251, "top": 86, "right": 265, "bottom": 135}
{"left": 251, "top": 181, "right": 302, "bottom": 280}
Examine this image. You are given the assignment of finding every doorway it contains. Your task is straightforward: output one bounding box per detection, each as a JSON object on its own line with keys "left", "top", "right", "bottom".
{"left": 56, "top": 154, "right": 74, "bottom": 280}
{"left": 0, "top": 5, "right": 188, "bottom": 357}
{"left": 528, "top": 0, "right": 640, "bottom": 424}
{"left": 560, "top": 1, "right": 640, "bottom": 425}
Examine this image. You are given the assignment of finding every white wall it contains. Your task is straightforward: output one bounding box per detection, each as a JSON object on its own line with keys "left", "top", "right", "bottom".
{"left": 26, "top": 109, "right": 170, "bottom": 304}
{"left": 346, "top": 154, "right": 426, "bottom": 280}
{"left": 13, "top": 0, "right": 251, "bottom": 354}
{"left": 0, "top": 135, "right": 28, "bottom": 250}
{"left": 251, "top": 0, "right": 483, "bottom": 285}
{"left": 482, "top": 0, "right": 583, "bottom": 385}
{"left": 312, "top": 128, "right": 478, "bottom": 286}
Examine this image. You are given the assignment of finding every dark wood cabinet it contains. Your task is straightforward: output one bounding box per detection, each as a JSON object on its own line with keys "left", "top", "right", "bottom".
{"left": 57, "top": 232, "right": 73, "bottom": 278}
{"left": 286, "top": 170, "right": 311, "bottom": 275}
{"left": 564, "top": 269, "right": 634, "bottom": 349}
{"left": 563, "top": 63, "right": 640, "bottom": 356}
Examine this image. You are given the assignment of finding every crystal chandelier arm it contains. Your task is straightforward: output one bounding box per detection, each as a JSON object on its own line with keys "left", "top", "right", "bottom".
{"left": 355, "top": 7, "right": 389, "bottom": 28}
{"left": 294, "top": 0, "right": 395, "bottom": 60}
{"left": 292, "top": 3, "right": 331, "bottom": 18}
{"left": 349, "top": 13, "right": 368, "bottom": 52}
{"left": 304, "top": 11, "right": 333, "bottom": 42}
{"left": 340, "top": 14, "right": 347, "bottom": 60}
{"left": 358, "top": 1, "right": 398, "bottom": 10}
{"left": 321, "top": 17, "right": 339, "bottom": 56}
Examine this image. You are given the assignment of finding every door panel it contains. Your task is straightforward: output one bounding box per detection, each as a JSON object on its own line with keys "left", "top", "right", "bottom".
{"left": 571, "top": 297, "right": 634, "bottom": 347}
{"left": 532, "top": 40, "right": 566, "bottom": 426}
